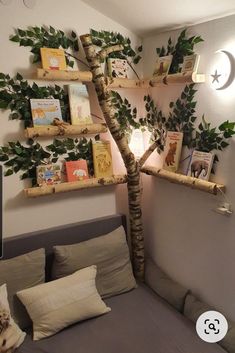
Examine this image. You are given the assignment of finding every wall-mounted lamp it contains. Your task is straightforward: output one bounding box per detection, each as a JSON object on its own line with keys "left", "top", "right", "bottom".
{"left": 129, "top": 129, "right": 145, "bottom": 159}
{"left": 211, "top": 50, "right": 235, "bottom": 90}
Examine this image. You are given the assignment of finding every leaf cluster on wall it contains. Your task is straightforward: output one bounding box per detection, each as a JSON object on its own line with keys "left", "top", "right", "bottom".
{"left": 0, "top": 137, "right": 94, "bottom": 186}
{"left": 10, "top": 26, "right": 79, "bottom": 68}
{"left": 156, "top": 29, "right": 204, "bottom": 74}
{"left": 0, "top": 72, "right": 70, "bottom": 128}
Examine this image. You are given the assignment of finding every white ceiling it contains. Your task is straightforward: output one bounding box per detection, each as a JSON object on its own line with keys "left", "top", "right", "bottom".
{"left": 81, "top": 0, "right": 235, "bottom": 37}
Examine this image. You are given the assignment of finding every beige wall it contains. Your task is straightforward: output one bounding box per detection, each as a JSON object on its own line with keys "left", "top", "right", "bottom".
{"left": 142, "top": 15, "right": 235, "bottom": 321}
{"left": 0, "top": 0, "right": 141, "bottom": 237}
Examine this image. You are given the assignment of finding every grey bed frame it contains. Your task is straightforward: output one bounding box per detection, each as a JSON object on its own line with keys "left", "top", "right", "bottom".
{"left": 3, "top": 214, "right": 127, "bottom": 280}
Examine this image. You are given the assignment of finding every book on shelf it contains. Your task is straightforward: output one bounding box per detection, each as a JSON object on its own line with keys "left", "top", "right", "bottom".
{"left": 92, "top": 140, "right": 113, "bottom": 178}
{"left": 40, "top": 48, "right": 67, "bottom": 70}
{"left": 107, "top": 58, "right": 129, "bottom": 78}
{"left": 36, "top": 164, "right": 61, "bottom": 186}
{"left": 181, "top": 54, "right": 200, "bottom": 74}
{"left": 153, "top": 55, "right": 173, "bottom": 78}
{"left": 65, "top": 160, "right": 89, "bottom": 182}
{"left": 187, "top": 150, "right": 214, "bottom": 181}
{"left": 30, "top": 99, "right": 63, "bottom": 126}
{"left": 163, "top": 131, "right": 183, "bottom": 172}
{"left": 68, "top": 84, "right": 93, "bottom": 125}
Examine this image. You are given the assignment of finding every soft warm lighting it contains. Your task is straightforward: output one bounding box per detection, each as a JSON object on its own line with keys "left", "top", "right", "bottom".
{"left": 129, "top": 129, "right": 145, "bottom": 159}
{"left": 210, "top": 49, "right": 235, "bottom": 90}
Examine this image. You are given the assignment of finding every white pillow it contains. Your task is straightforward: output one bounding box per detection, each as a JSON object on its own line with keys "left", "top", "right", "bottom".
{"left": 17, "top": 265, "right": 111, "bottom": 340}
{"left": 0, "top": 284, "right": 26, "bottom": 352}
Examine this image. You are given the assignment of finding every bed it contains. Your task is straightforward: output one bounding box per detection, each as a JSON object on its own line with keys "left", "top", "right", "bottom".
{"left": 3, "top": 214, "right": 226, "bottom": 353}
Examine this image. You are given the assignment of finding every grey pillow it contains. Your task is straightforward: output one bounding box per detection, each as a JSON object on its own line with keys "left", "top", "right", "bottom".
{"left": 0, "top": 248, "right": 45, "bottom": 329}
{"left": 184, "top": 293, "right": 235, "bottom": 353}
{"left": 52, "top": 226, "right": 136, "bottom": 298}
{"left": 145, "top": 257, "right": 189, "bottom": 312}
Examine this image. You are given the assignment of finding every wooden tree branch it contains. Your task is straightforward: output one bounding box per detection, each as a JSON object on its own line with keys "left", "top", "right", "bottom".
{"left": 80, "top": 33, "right": 144, "bottom": 280}
{"left": 139, "top": 141, "right": 158, "bottom": 168}
{"left": 98, "top": 44, "right": 124, "bottom": 60}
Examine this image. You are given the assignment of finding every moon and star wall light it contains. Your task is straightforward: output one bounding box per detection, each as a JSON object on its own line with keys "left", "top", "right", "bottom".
{"left": 211, "top": 50, "right": 235, "bottom": 90}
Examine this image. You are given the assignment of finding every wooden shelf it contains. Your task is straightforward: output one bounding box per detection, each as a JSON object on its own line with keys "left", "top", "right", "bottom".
{"left": 106, "top": 77, "right": 149, "bottom": 89}
{"left": 24, "top": 175, "right": 127, "bottom": 198}
{"left": 150, "top": 72, "right": 205, "bottom": 86}
{"left": 25, "top": 123, "right": 107, "bottom": 138}
{"left": 141, "top": 166, "right": 225, "bottom": 195}
{"left": 37, "top": 68, "right": 92, "bottom": 82}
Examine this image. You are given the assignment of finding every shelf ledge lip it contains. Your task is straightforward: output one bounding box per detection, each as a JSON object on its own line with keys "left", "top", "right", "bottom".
{"left": 141, "top": 166, "right": 225, "bottom": 195}
{"left": 24, "top": 174, "right": 127, "bottom": 198}
{"left": 150, "top": 72, "right": 205, "bottom": 86}
{"left": 36, "top": 68, "right": 92, "bottom": 82}
{"left": 106, "top": 77, "right": 149, "bottom": 89}
{"left": 25, "top": 123, "right": 107, "bottom": 138}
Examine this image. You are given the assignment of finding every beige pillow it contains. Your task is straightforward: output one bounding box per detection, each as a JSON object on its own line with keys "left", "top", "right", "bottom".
{"left": 17, "top": 265, "right": 111, "bottom": 341}
{"left": 0, "top": 248, "right": 45, "bottom": 329}
{"left": 184, "top": 293, "right": 235, "bottom": 353}
{"left": 145, "top": 257, "right": 189, "bottom": 312}
{"left": 0, "top": 284, "right": 26, "bottom": 352}
{"left": 52, "top": 226, "right": 136, "bottom": 298}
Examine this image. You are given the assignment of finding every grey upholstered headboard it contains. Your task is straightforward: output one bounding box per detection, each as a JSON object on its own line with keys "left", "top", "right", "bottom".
{"left": 2, "top": 214, "right": 127, "bottom": 280}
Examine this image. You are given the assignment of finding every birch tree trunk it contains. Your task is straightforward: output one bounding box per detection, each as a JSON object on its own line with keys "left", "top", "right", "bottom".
{"left": 80, "top": 34, "right": 145, "bottom": 279}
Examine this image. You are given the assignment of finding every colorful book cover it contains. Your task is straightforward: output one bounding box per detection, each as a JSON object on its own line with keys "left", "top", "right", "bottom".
{"left": 30, "top": 99, "right": 63, "bottom": 126}
{"left": 40, "top": 48, "right": 67, "bottom": 70}
{"left": 187, "top": 150, "right": 214, "bottom": 180}
{"left": 92, "top": 141, "right": 113, "bottom": 178}
{"left": 68, "top": 84, "right": 93, "bottom": 125}
{"left": 36, "top": 164, "right": 61, "bottom": 186}
{"left": 163, "top": 131, "right": 183, "bottom": 172}
{"left": 65, "top": 160, "right": 89, "bottom": 182}
{"left": 181, "top": 54, "right": 200, "bottom": 73}
{"left": 153, "top": 55, "right": 173, "bottom": 77}
{"left": 107, "top": 58, "right": 129, "bottom": 78}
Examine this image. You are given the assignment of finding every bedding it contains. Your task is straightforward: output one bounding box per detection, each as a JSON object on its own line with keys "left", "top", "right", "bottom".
{"left": 16, "top": 283, "right": 226, "bottom": 353}
{"left": 52, "top": 226, "right": 136, "bottom": 298}
{"left": 17, "top": 266, "right": 110, "bottom": 341}
{"left": 0, "top": 249, "right": 45, "bottom": 329}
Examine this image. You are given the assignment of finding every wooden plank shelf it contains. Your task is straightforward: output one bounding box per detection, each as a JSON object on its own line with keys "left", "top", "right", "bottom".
{"left": 150, "top": 72, "right": 205, "bottom": 86}
{"left": 141, "top": 166, "right": 225, "bottom": 195}
{"left": 106, "top": 77, "right": 149, "bottom": 89}
{"left": 24, "top": 175, "right": 127, "bottom": 198}
{"left": 25, "top": 123, "right": 107, "bottom": 138}
{"left": 37, "top": 68, "right": 92, "bottom": 82}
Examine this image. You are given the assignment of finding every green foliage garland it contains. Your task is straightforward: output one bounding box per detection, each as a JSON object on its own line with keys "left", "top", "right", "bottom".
{"left": 10, "top": 26, "right": 80, "bottom": 68}
{"left": 0, "top": 72, "right": 69, "bottom": 128}
{"left": 90, "top": 29, "right": 142, "bottom": 78}
{"left": 110, "top": 91, "right": 140, "bottom": 140}
{"left": 0, "top": 137, "right": 94, "bottom": 186}
{"left": 156, "top": 29, "right": 204, "bottom": 74}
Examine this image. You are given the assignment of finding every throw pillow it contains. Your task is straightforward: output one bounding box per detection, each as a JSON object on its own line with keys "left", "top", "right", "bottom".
{"left": 0, "top": 284, "right": 26, "bottom": 352}
{"left": 145, "top": 257, "right": 189, "bottom": 312}
{"left": 52, "top": 226, "right": 136, "bottom": 298}
{"left": 17, "top": 265, "right": 111, "bottom": 341}
{"left": 0, "top": 248, "right": 45, "bottom": 329}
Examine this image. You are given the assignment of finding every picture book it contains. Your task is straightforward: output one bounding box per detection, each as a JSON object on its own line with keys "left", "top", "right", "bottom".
{"left": 40, "top": 48, "right": 67, "bottom": 70}
{"left": 163, "top": 131, "right": 183, "bottom": 172}
{"left": 92, "top": 141, "right": 113, "bottom": 178}
{"left": 36, "top": 164, "right": 61, "bottom": 186}
{"left": 68, "top": 84, "right": 93, "bottom": 125}
{"left": 181, "top": 54, "right": 200, "bottom": 73}
{"left": 107, "top": 58, "right": 129, "bottom": 78}
{"left": 153, "top": 55, "right": 173, "bottom": 77}
{"left": 65, "top": 160, "right": 89, "bottom": 182}
{"left": 187, "top": 150, "right": 214, "bottom": 180}
{"left": 30, "top": 99, "right": 63, "bottom": 126}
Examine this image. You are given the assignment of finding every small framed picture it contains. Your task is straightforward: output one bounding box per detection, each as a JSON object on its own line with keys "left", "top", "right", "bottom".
{"left": 153, "top": 55, "right": 173, "bottom": 77}
{"left": 181, "top": 54, "right": 200, "bottom": 73}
